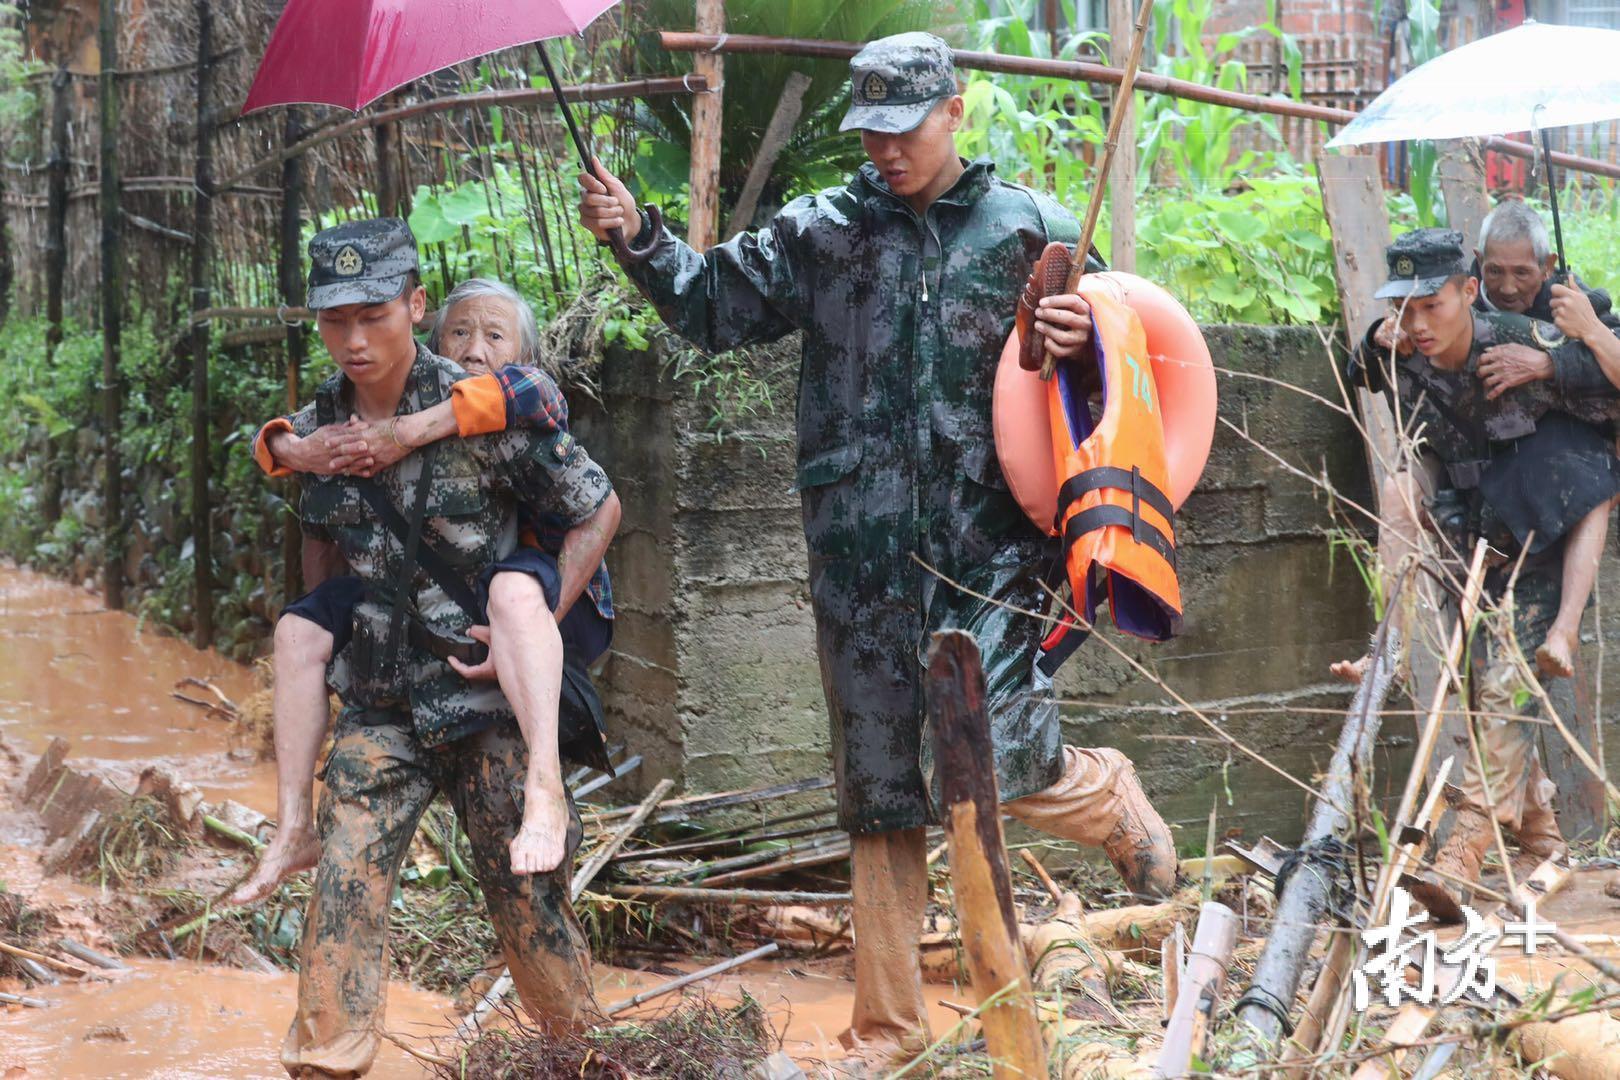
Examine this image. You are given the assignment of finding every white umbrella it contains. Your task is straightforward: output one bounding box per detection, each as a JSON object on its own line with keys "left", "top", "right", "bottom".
{"left": 1326, "top": 21, "right": 1620, "bottom": 270}
{"left": 1328, "top": 21, "right": 1620, "bottom": 147}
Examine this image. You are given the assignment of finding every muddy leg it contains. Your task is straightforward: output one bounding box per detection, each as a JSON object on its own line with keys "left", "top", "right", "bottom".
{"left": 1537, "top": 498, "right": 1612, "bottom": 678}
{"left": 442, "top": 721, "right": 599, "bottom": 1034}
{"left": 1006, "top": 745, "right": 1176, "bottom": 898}
{"left": 837, "top": 826, "right": 931, "bottom": 1072}
{"left": 281, "top": 721, "right": 434, "bottom": 1079}
{"left": 233, "top": 613, "right": 331, "bottom": 906}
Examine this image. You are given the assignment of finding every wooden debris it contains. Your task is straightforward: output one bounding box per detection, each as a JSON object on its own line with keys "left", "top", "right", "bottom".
{"left": 0, "top": 939, "right": 88, "bottom": 978}
{"left": 1155, "top": 903, "right": 1240, "bottom": 1079}
{"left": 929, "top": 631, "right": 1047, "bottom": 1078}
{"left": 602, "top": 941, "right": 779, "bottom": 1016}
{"left": 1513, "top": 1004, "right": 1620, "bottom": 1080}
{"left": 1020, "top": 849, "right": 1065, "bottom": 903}
{"left": 606, "top": 884, "right": 851, "bottom": 906}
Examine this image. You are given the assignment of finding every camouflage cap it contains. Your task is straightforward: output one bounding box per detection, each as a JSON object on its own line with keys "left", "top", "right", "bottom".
{"left": 306, "top": 218, "right": 420, "bottom": 310}
{"left": 1376, "top": 227, "right": 1472, "bottom": 300}
{"left": 839, "top": 32, "right": 957, "bottom": 134}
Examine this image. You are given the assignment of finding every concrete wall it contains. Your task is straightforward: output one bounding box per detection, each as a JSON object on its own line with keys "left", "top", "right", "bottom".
{"left": 574, "top": 325, "right": 1393, "bottom": 842}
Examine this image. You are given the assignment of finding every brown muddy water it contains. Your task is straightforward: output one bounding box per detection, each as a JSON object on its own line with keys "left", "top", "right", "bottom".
{"left": 0, "top": 566, "right": 957, "bottom": 1076}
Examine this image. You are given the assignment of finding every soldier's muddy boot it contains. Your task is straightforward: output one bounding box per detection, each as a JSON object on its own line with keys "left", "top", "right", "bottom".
{"left": 1006, "top": 747, "right": 1178, "bottom": 899}
{"left": 1409, "top": 805, "right": 1495, "bottom": 924}
{"left": 1511, "top": 791, "right": 1567, "bottom": 880}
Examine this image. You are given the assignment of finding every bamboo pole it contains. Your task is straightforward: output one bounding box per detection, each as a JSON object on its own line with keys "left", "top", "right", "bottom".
{"left": 1107, "top": 0, "right": 1139, "bottom": 272}
{"left": 0, "top": 939, "right": 88, "bottom": 977}
{"left": 216, "top": 77, "right": 711, "bottom": 193}
{"left": 375, "top": 90, "right": 400, "bottom": 218}
{"left": 657, "top": 33, "right": 1620, "bottom": 182}
{"left": 189, "top": 0, "right": 215, "bottom": 649}
{"left": 1234, "top": 605, "right": 1406, "bottom": 1050}
{"left": 607, "top": 884, "right": 852, "bottom": 905}
{"left": 687, "top": 0, "right": 725, "bottom": 251}
{"left": 930, "top": 631, "right": 1048, "bottom": 1079}
{"left": 44, "top": 66, "right": 68, "bottom": 360}
{"left": 602, "top": 942, "right": 779, "bottom": 1016}
{"left": 98, "top": 0, "right": 125, "bottom": 610}
{"left": 724, "top": 71, "right": 810, "bottom": 240}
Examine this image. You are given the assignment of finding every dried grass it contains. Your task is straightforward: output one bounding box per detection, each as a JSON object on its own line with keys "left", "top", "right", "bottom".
{"left": 435, "top": 995, "right": 777, "bottom": 1080}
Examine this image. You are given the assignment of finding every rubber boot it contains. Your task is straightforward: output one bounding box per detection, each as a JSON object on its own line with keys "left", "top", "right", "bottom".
{"left": 1511, "top": 771, "right": 1566, "bottom": 880}
{"left": 1409, "top": 804, "right": 1495, "bottom": 924}
{"left": 833, "top": 828, "right": 931, "bottom": 1078}
{"left": 1006, "top": 746, "right": 1178, "bottom": 899}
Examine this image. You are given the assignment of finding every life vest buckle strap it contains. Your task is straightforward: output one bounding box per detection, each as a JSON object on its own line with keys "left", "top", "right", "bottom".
{"left": 1063, "top": 504, "right": 1178, "bottom": 572}
{"left": 1057, "top": 465, "right": 1176, "bottom": 533}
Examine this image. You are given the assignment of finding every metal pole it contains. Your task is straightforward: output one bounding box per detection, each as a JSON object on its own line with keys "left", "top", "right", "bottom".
{"left": 98, "top": 0, "right": 125, "bottom": 610}
{"left": 1541, "top": 127, "right": 1568, "bottom": 275}
{"left": 279, "top": 108, "right": 306, "bottom": 605}
{"left": 189, "top": 0, "right": 215, "bottom": 648}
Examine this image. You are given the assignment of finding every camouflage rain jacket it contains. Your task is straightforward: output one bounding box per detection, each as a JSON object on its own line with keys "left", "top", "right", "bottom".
{"left": 1351, "top": 310, "right": 1620, "bottom": 558}
{"left": 292, "top": 345, "right": 614, "bottom": 747}
{"left": 622, "top": 159, "right": 1079, "bottom": 832}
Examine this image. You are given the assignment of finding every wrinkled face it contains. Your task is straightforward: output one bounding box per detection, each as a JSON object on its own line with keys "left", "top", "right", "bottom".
{"left": 1398, "top": 277, "right": 1478, "bottom": 364}
{"left": 439, "top": 296, "right": 523, "bottom": 375}
{"left": 1479, "top": 236, "right": 1553, "bottom": 314}
{"left": 315, "top": 286, "right": 426, "bottom": 387}
{"left": 860, "top": 97, "right": 964, "bottom": 200}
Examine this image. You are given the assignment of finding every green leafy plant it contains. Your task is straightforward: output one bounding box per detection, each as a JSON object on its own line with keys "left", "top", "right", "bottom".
{"left": 954, "top": 1, "right": 1108, "bottom": 193}
{"left": 1136, "top": 0, "right": 1301, "bottom": 194}
{"left": 631, "top": 0, "right": 933, "bottom": 222}
{"left": 1134, "top": 169, "right": 1336, "bottom": 324}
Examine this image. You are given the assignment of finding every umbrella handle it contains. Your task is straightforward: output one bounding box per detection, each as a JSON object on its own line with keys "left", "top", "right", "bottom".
{"left": 614, "top": 205, "right": 661, "bottom": 264}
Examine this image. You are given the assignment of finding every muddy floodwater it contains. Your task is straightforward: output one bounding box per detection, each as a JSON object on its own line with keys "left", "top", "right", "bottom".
{"left": 0, "top": 566, "right": 956, "bottom": 1076}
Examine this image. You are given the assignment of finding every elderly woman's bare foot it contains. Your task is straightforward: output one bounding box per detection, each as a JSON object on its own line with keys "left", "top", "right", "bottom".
{"left": 1330, "top": 655, "right": 1371, "bottom": 684}
{"left": 1536, "top": 628, "right": 1577, "bottom": 679}
{"left": 229, "top": 826, "right": 320, "bottom": 905}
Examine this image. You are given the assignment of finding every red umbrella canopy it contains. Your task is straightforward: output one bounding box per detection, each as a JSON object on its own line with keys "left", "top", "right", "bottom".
{"left": 242, "top": 0, "right": 623, "bottom": 115}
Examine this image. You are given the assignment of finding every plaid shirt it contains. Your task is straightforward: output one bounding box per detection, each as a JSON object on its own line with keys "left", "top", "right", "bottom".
{"left": 494, "top": 365, "right": 614, "bottom": 623}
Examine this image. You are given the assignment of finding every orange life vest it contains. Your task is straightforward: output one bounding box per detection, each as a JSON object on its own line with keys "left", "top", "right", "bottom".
{"left": 1045, "top": 281, "right": 1183, "bottom": 653}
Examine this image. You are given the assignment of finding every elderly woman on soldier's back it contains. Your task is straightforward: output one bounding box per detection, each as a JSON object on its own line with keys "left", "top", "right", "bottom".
{"left": 231, "top": 277, "right": 618, "bottom": 906}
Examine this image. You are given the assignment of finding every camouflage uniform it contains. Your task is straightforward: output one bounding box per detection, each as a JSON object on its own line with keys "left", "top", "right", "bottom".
{"left": 622, "top": 154, "right": 1076, "bottom": 833}
{"left": 1349, "top": 229, "right": 1620, "bottom": 836}
{"left": 280, "top": 222, "right": 613, "bottom": 1077}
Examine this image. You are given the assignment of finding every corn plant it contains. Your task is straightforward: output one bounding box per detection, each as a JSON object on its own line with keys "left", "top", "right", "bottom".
{"left": 955, "top": 0, "right": 1108, "bottom": 197}
{"left": 1403, "top": 0, "right": 1443, "bottom": 226}
{"left": 1136, "top": 0, "right": 1301, "bottom": 194}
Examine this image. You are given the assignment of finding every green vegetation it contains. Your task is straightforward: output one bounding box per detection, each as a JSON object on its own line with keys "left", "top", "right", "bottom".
{"left": 4, "top": 0, "right": 1618, "bottom": 658}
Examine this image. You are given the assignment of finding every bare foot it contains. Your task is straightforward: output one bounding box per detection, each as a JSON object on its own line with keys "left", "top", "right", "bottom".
{"left": 1330, "top": 655, "right": 1370, "bottom": 683}
{"left": 229, "top": 826, "right": 320, "bottom": 905}
{"left": 1536, "top": 628, "right": 1576, "bottom": 678}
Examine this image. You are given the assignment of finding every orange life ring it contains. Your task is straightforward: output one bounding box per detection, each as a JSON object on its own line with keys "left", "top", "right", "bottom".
{"left": 994, "top": 271, "right": 1217, "bottom": 536}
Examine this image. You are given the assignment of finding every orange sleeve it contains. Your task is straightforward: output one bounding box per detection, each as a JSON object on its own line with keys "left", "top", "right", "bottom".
{"left": 253, "top": 417, "right": 296, "bottom": 478}
{"left": 450, "top": 373, "right": 509, "bottom": 437}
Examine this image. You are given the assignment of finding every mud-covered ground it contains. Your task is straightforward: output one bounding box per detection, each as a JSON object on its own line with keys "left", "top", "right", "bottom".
{"left": 0, "top": 565, "right": 965, "bottom": 1077}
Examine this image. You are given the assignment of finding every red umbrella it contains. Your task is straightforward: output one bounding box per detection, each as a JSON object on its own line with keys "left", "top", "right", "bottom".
{"left": 242, "top": 0, "right": 652, "bottom": 257}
